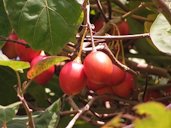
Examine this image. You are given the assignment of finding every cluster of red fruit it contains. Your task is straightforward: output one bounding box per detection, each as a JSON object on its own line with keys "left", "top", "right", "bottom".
{"left": 94, "top": 17, "right": 129, "bottom": 35}
{"left": 59, "top": 51, "right": 135, "bottom": 98}
{"left": 2, "top": 32, "right": 55, "bottom": 85}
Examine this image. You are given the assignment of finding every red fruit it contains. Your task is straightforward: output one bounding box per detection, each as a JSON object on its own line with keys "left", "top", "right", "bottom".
{"left": 144, "top": 90, "right": 161, "bottom": 102}
{"left": 15, "top": 39, "right": 41, "bottom": 62}
{"left": 86, "top": 80, "right": 105, "bottom": 91}
{"left": 2, "top": 32, "right": 18, "bottom": 59}
{"left": 162, "top": 87, "right": 171, "bottom": 96}
{"left": 94, "top": 16, "right": 104, "bottom": 32}
{"left": 112, "top": 73, "right": 134, "bottom": 98}
{"left": 29, "top": 55, "right": 55, "bottom": 85}
{"left": 84, "top": 51, "right": 113, "bottom": 84}
{"left": 59, "top": 61, "right": 86, "bottom": 95}
{"left": 96, "top": 86, "right": 113, "bottom": 95}
{"left": 108, "top": 64, "right": 126, "bottom": 86}
{"left": 117, "top": 21, "right": 129, "bottom": 35}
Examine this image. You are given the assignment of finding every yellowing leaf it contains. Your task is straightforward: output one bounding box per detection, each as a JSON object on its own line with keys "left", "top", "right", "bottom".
{"left": 134, "top": 102, "right": 171, "bottom": 128}
{"left": 27, "top": 56, "right": 69, "bottom": 79}
{"left": 0, "top": 60, "right": 30, "bottom": 71}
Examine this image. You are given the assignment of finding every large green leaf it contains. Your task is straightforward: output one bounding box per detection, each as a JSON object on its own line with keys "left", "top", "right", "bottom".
{"left": 0, "top": 102, "right": 21, "bottom": 123}
{"left": 3, "top": 0, "right": 83, "bottom": 54}
{"left": 0, "top": 99, "right": 61, "bottom": 128}
{"left": 134, "top": 102, "right": 171, "bottom": 128}
{"left": 150, "top": 13, "right": 171, "bottom": 55}
{"left": 0, "top": 66, "right": 19, "bottom": 105}
{"left": 0, "top": 0, "right": 11, "bottom": 46}
{"left": 35, "top": 99, "right": 61, "bottom": 128}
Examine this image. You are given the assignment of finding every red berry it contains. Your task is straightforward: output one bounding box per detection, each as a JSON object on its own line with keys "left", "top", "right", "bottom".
{"left": 59, "top": 61, "right": 86, "bottom": 95}
{"left": 96, "top": 86, "right": 113, "bottom": 95}
{"left": 86, "top": 80, "right": 105, "bottom": 91}
{"left": 29, "top": 55, "right": 55, "bottom": 85}
{"left": 117, "top": 21, "right": 129, "bottom": 35}
{"left": 112, "top": 73, "right": 134, "bottom": 98}
{"left": 94, "top": 16, "right": 104, "bottom": 32}
{"left": 2, "top": 32, "right": 18, "bottom": 59}
{"left": 144, "top": 90, "right": 161, "bottom": 102}
{"left": 15, "top": 39, "right": 41, "bottom": 62}
{"left": 84, "top": 51, "right": 113, "bottom": 84}
{"left": 108, "top": 64, "right": 126, "bottom": 86}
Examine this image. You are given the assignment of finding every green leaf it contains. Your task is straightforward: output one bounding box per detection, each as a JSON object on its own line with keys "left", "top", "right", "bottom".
{"left": 0, "top": 0, "right": 11, "bottom": 46}
{"left": 35, "top": 99, "right": 61, "bottom": 128}
{"left": 0, "top": 60, "right": 30, "bottom": 71}
{"left": 134, "top": 102, "right": 171, "bottom": 128}
{"left": 0, "top": 102, "right": 21, "bottom": 123}
{"left": 0, "top": 66, "right": 18, "bottom": 105}
{"left": 3, "top": 0, "right": 83, "bottom": 54}
{"left": 150, "top": 13, "right": 171, "bottom": 55}
{"left": 0, "top": 99, "right": 61, "bottom": 128}
{"left": 27, "top": 56, "right": 69, "bottom": 79}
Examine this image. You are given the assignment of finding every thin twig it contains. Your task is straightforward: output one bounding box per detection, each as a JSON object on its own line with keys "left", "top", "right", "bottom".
{"left": 95, "top": 0, "right": 108, "bottom": 22}
{"left": 153, "top": 0, "right": 171, "bottom": 25}
{"left": 111, "top": 0, "right": 129, "bottom": 12}
{"left": 106, "top": 0, "right": 112, "bottom": 20}
{"left": 66, "top": 97, "right": 96, "bottom": 128}
{"left": 103, "top": 43, "right": 137, "bottom": 75}
{"left": 15, "top": 71, "right": 35, "bottom": 128}
{"left": 112, "top": 8, "right": 153, "bottom": 22}
{"left": 0, "top": 36, "right": 29, "bottom": 47}
{"left": 86, "top": 2, "right": 96, "bottom": 51}
{"left": 122, "top": 2, "right": 150, "bottom": 19}
{"left": 126, "top": 59, "right": 169, "bottom": 77}
{"left": 17, "top": 95, "right": 35, "bottom": 128}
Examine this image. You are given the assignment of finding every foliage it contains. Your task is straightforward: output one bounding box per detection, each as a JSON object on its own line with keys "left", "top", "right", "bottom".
{"left": 0, "top": 0, "right": 171, "bottom": 128}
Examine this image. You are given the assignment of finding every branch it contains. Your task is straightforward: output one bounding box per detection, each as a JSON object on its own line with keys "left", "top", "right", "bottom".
{"left": 15, "top": 72, "right": 35, "bottom": 128}
{"left": 111, "top": 0, "right": 129, "bottom": 12}
{"left": 126, "top": 59, "right": 170, "bottom": 77}
{"left": 0, "top": 36, "right": 29, "bottom": 47}
{"left": 122, "top": 2, "right": 151, "bottom": 19}
{"left": 103, "top": 43, "right": 137, "bottom": 75}
{"left": 95, "top": 0, "right": 108, "bottom": 22}
{"left": 66, "top": 97, "right": 96, "bottom": 128}
{"left": 112, "top": 8, "right": 153, "bottom": 22}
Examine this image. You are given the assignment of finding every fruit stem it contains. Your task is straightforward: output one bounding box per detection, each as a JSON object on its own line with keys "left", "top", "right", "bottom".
{"left": 75, "top": 24, "right": 88, "bottom": 63}
{"left": 86, "top": 2, "right": 96, "bottom": 52}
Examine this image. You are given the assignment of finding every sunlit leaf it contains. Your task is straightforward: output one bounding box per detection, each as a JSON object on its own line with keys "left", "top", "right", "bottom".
{"left": 144, "top": 14, "right": 158, "bottom": 50}
{"left": 101, "top": 114, "right": 122, "bottom": 128}
{"left": 150, "top": 13, "right": 171, "bottom": 55}
{"left": 0, "top": 60, "right": 30, "bottom": 71}
{"left": 27, "top": 56, "right": 69, "bottom": 79}
{"left": 3, "top": 0, "right": 83, "bottom": 54}
{"left": 134, "top": 102, "right": 171, "bottom": 128}
{"left": 0, "top": 102, "right": 21, "bottom": 123}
